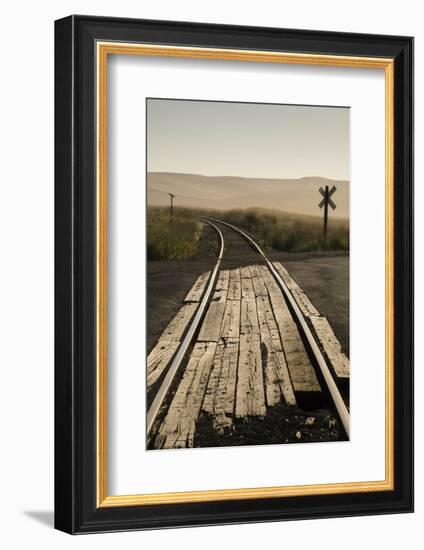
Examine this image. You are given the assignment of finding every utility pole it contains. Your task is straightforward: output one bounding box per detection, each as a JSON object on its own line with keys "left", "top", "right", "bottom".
{"left": 168, "top": 193, "right": 175, "bottom": 219}
{"left": 318, "top": 185, "right": 337, "bottom": 242}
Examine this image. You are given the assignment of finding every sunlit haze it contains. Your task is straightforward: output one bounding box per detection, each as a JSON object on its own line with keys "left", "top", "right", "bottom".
{"left": 147, "top": 98, "right": 349, "bottom": 180}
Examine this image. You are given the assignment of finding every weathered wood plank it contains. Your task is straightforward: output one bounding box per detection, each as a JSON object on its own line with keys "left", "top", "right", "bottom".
{"left": 273, "top": 262, "right": 349, "bottom": 379}
{"left": 237, "top": 268, "right": 265, "bottom": 416}
{"left": 240, "top": 299, "right": 260, "bottom": 336}
{"left": 310, "top": 316, "right": 350, "bottom": 378}
{"left": 256, "top": 293, "right": 281, "bottom": 345}
{"left": 251, "top": 265, "right": 268, "bottom": 297}
{"left": 240, "top": 266, "right": 252, "bottom": 279}
{"left": 240, "top": 274, "right": 259, "bottom": 335}
{"left": 227, "top": 269, "right": 241, "bottom": 300}
{"left": 256, "top": 292, "right": 296, "bottom": 406}
{"left": 213, "top": 270, "right": 230, "bottom": 302}
{"left": 263, "top": 345, "right": 296, "bottom": 407}
{"left": 184, "top": 271, "right": 211, "bottom": 302}
{"left": 221, "top": 300, "right": 241, "bottom": 339}
{"left": 147, "top": 340, "right": 180, "bottom": 389}
{"left": 236, "top": 333, "right": 266, "bottom": 417}
{"left": 241, "top": 273, "right": 256, "bottom": 301}
{"left": 197, "top": 301, "right": 226, "bottom": 342}
{"left": 202, "top": 338, "right": 239, "bottom": 431}
{"left": 260, "top": 267, "right": 320, "bottom": 393}
{"left": 198, "top": 270, "right": 229, "bottom": 342}
{"left": 155, "top": 342, "right": 217, "bottom": 449}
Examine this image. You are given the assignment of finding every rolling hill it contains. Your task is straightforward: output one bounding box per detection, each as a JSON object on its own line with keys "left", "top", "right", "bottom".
{"left": 147, "top": 172, "right": 349, "bottom": 218}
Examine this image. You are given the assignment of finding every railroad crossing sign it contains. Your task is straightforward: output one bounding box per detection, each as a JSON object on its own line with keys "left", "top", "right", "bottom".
{"left": 318, "top": 185, "right": 337, "bottom": 241}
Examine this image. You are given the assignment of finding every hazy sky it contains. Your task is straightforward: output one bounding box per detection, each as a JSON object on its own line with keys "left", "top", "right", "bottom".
{"left": 147, "top": 99, "right": 349, "bottom": 180}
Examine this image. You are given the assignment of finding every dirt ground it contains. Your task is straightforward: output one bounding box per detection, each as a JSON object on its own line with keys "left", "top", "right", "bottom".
{"left": 195, "top": 404, "right": 346, "bottom": 448}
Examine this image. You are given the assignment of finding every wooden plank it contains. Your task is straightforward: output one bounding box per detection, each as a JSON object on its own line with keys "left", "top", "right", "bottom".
{"left": 310, "top": 316, "right": 350, "bottom": 378}
{"left": 155, "top": 342, "right": 217, "bottom": 449}
{"left": 198, "top": 270, "right": 229, "bottom": 342}
{"left": 236, "top": 333, "right": 266, "bottom": 417}
{"left": 213, "top": 270, "right": 229, "bottom": 302}
{"left": 197, "top": 301, "right": 226, "bottom": 342}
{"left": 255, "top": 292, "right": 296, "bottom": 407}
{"left": 273, "top": 262, "right": 349, "bottom": 380}
{"left": 215, "top": 340, "right": 239, "bottom": 418}
{"left": 147, "top": 340, "right": 180, "bottom": 389}
{"left": 184, "top": 271, "right": 211, "bottom": 302}
{"left": 160, "top": 302, "right": 198, "bottom": 342}
{"left": 201, "top": 269, "right": 241, "bottom": 429}
{"left": 241, "top": 273, "right": 256, "bottom": 301}
{"left": 221, "top": 300, "right": 241, "bottom": 339}
{"left": 227, "top": 269, "right": 241, "bottom": 300}
{"left": 235, "top": 267, "right": 266, "bottom": 417}
{"left": 251, "top": 265, "right": 268, "bottom": 297}
{"left": 240, "top": 274, "right": 259, "bottom": 335}
{"left": 256, "top": 293, "right": 281, "bottom": 344}
{"left": 263, "top": 344, "right": 296, "bottom": 407}
{"left": 260, "top": 267, "right": 320, "bottom": 393}
{"left": 240, "top": 300, "right": 260, "bottom": 336}
{"left": 240, "top": 266, "right": 252, "bottom": 279}
{"left": 202, "top": 338, "right": 239, "bottom": 431}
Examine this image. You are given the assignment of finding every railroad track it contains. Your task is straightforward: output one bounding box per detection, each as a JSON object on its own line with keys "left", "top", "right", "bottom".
{"left": 146, "top": 219, "right": 224, "bottom": 435}
{"left": 147, "top": 217, "right": 350, "bottom": 447}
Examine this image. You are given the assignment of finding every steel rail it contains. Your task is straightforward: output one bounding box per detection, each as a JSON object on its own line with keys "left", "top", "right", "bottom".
{"left": 203, "top": 216, "right": 350, "bottom": 437}
{"left": 146, "top": 219, "right": 225, "bottom": 437}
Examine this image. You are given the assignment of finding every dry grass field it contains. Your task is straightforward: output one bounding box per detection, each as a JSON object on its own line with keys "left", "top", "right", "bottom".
{"left": 147, "top": 205, "right": 349, "bottom": 260}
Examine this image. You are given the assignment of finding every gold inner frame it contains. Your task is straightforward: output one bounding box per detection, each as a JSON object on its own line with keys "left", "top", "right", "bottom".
{"left": 96, "top": 42, "right": 395, "bottom": 508}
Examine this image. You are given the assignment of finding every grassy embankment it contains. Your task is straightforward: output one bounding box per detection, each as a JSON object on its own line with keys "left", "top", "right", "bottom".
{"left": 202, "top": 207, "right": 349, "bottom": 253}
{"left": 147, "top": 206, "right": 201, "bottom": 260}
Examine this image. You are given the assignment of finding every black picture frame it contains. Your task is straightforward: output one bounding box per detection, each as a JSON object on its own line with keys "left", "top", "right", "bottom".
{"left": 55, "top": 15, "right": 414, "bottom": 534}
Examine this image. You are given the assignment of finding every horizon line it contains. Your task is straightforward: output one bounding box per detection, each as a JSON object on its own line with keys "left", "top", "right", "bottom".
{"left": 147, "top": 171, "right": 349, "bottom": 182}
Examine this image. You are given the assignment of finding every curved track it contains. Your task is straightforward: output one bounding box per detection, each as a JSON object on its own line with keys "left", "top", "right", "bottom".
{"left": 147, "top": 217, "right": 350, "bottom": 439}
{"left": 146, "top": 219, "right": 224, "bottom": 435}
{"left": 203, "top": 217, "right": 350, "bottom": 435}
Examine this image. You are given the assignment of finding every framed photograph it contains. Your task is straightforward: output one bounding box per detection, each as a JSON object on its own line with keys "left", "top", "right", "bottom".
{"left": 54, "top": 15, "right": 413, "bottom": 533}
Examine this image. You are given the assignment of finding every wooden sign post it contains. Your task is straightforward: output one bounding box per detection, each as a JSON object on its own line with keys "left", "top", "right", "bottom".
{"left": 168, "top": 192, "right": 175, "bottom": 218}
{"left": 319, "top": 185, "right": 337, "bottom": 242}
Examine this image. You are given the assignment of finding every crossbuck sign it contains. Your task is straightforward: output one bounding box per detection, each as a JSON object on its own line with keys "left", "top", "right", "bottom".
{"left": 319, "top": 185, "right": 337, "bottom": 241}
